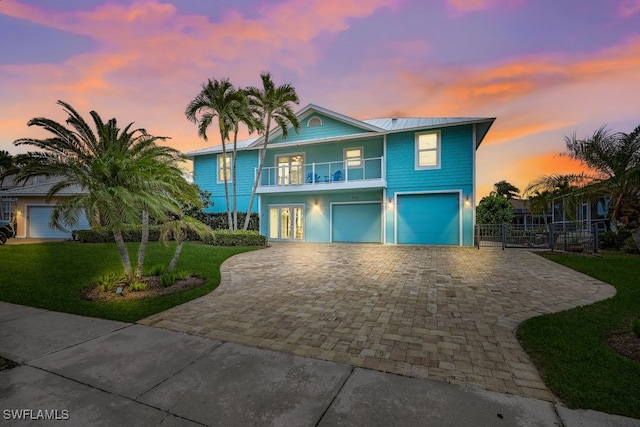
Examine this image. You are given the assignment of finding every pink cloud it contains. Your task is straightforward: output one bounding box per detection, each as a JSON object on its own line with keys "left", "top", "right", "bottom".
{"left": 447, "top": 0, "right": 525, "bottom": 13}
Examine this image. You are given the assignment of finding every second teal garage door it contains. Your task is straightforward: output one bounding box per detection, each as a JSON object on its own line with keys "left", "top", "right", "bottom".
{"left": 332, "top": 203, "right": 382, "bottom": 243}
{"left": 396, "top": 193, "right": 460, "bottom": 245}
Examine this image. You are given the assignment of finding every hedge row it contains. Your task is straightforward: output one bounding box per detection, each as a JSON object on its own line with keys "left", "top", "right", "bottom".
{"left": 191, "top": 212, "right": 259, "bottom": 232}
{"left": 74, "top": 228, "right": 267, "bottom": 247}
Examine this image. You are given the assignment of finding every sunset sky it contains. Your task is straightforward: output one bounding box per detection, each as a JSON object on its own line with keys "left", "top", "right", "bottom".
{"left": 1, "top": 0, "right": 640, "bottom": 198}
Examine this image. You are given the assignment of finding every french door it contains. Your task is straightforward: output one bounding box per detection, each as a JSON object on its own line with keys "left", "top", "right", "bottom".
{"left": 276, "top": 154, "right": 304, "bottom": 185}
{"left": 269, "top": 205, "right": 304, "bottom": 241}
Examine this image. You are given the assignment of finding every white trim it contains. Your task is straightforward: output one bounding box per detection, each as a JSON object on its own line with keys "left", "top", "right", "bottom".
{"left": 393, "top": 190, "right": 463, "bottom": 246}
{"left": 414, "top": 130, "right": 441, "bottom": 170}
{"left": 256, "top": 179, "right": 386, "bottom": 194}
{"left": 216, "top": 153, "right": 232, "bottom": 184}
{"left": 329, "top": 200, "right": 383, "bottom": 243}
{"left": 472, "top": 124, "right": 477, "bottom": 229}
{"left": 343, "top": 146, "right": 364, "bottom": 169}
{"left": 307, "top": 116, "right": 322, "bottom": 127}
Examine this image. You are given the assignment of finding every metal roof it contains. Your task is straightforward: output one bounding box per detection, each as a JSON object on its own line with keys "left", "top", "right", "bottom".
{"left": 363, "top": 117, "right": 493, "bottom": 132}
{"left": 0, "top": 177, "right": 85, "bottom": 197}
{"left": 185, "top": 137, "right": 259, "bottom": 157}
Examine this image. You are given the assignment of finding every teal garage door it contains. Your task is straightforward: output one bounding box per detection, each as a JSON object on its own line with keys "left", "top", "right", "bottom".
{"left": 397, "top": 193, "right": 460, "bottom": 245}
{"left": 332, "top": 203, "right": 381, "bottom": 243}
{"left": 28, "top": 206, "right": 90, "bottom": 239}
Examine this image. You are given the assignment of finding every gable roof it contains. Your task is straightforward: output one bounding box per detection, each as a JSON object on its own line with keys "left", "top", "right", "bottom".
{"left": 0, "top": 176, "right": 85, "bottom": 197}
{"left": 185, "top": 104, "right": 495, "bottom": 157}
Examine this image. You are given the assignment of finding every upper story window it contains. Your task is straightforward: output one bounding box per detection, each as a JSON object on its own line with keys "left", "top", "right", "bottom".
{"left": 415, "top": 131, "right": 440, "bottom": 170}
{"left": 217, "top": 153, "right": 232, "bottom": 183}
{"left": 307, "top": 116, "right": 322, "bottom": 127}
{"left": 344, "top": 147, "right": 363, "bottom": 168}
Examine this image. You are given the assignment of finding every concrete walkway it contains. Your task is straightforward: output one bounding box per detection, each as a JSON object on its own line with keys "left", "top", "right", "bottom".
{"left": 2, "top": 302, "right": 638, "bottom": 426}
{"left": 142, "top": 244, "right": 616, "bottom": 401}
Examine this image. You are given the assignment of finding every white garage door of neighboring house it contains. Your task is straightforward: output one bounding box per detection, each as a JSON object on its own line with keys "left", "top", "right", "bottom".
{"left": 27, "top": 206, "right": 89, "bottom": 239}
{"left": 396, "top": 193, "right": 461, "bottom": 245}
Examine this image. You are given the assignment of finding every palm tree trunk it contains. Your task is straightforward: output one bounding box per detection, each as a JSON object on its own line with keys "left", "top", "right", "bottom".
{"left": 220, "top": 131, "right": 233, "bottom": 231}
{"left": 244, "top": 119, "right": 271, "bottom": 230}
{"left": 232, "top": 129, "right": 238, "bottom": 231}
{"left": 113, "top": 229, "right": 133, "bottom": 280}
{"left": 135, "top": 210, "right": 149, "bottom": 278}
{"left": 168, "top": 240, "right": 183, "bottom": 273}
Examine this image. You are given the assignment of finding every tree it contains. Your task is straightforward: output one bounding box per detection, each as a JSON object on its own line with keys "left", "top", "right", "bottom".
{"left": 160, "top": 215, "right": 214, "bottom": 273}
{"left": 528, "top": 190, "right": 552, "bottom": 226}
{"left": 476, "top": 195, "right": 514, "bottom": 224}
{"left": 563, "top": 126, "right": 640, "bottom": 235}
{"left": 243, "top": 72, "right": 300, "bottom": 230}
{"left": 185, "top": 78, "right": 244, "bottom": 231}
{"left": 13, "top": 101, "right": 192, "bottom": 280}
{"left": 0, "top": 150, "right": 16, "bottom": 220}
{"left": 491, "top": 180, "right": 520, "bottom": 199}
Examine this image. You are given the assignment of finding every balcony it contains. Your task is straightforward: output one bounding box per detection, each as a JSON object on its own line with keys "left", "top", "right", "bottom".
{"left": 256, "top": 157, "right": 386, "bottom": 194}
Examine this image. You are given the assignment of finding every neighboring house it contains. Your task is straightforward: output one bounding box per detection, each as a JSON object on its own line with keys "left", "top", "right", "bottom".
{"left": 187, "top": 104, "right": 495, "bottom": 246}
{"left": 510, "top": 199, "right": 552, "bottom": 228}
{"left": 0, "top": 176, "right": 89, "bottom": 239}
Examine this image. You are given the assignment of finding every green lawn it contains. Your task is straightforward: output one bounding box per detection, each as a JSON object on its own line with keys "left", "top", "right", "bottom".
{"left": 517, "top": 252, "right": 640, "bottom": 419}
{"left": 0, "top": 241, "right": 257, "bottom": 323}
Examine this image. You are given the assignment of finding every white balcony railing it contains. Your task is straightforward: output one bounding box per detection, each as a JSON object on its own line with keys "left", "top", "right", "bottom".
{"left": 256, "top": 156, "right": 384, "bottom": 188}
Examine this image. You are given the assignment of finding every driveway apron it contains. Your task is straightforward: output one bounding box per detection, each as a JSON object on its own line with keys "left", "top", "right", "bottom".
{"left": 140, "top": 243, "right": 615, "bottom": 401}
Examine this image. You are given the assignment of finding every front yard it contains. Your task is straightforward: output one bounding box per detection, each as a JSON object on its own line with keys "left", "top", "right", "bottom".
{"left": 0, "top": 241, "right": 256, "bottom": 323}
{"left": 518, "top": 252, "right": 640, "bottom": 419}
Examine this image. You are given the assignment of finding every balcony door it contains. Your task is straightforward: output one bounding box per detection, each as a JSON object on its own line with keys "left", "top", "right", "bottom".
{"left": 276, "top": 154, "right": 304, "bottom": 186}
{"left": 269, "top": 205, "right": 304, "bottom": 241}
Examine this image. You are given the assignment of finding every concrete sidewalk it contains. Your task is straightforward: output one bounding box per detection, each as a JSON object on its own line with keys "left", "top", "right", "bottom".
{"left": 1, "top": 303, "right": 638, "bottom": 427}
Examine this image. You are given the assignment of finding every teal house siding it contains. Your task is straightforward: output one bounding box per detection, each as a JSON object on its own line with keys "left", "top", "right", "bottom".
{"left": 385, "top": 125, "right": 475, "bottom": 245}
{"left": 194, "top": 150, "right": 258, "bottom": 213}
{"left": 269, "top": 113, "right": 373, "bottom": 144}
{"left": 187, "top": 104, "right": 493, "bottom": 246}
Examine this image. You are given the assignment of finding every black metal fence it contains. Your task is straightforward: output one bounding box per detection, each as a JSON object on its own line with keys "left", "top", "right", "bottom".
{"left": 475, "top": 222, "right": 599, "bottom": 253}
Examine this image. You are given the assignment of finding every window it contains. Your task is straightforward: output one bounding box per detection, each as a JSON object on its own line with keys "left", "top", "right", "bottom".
{"left": 307, "top": 116, "right": 322, "bottom": 127}
{"left": 217, "top": 154, "right": 232, "bottom": 183}
{"left": 415, "top": 131, "right": 440, "bottom": 169}
{"left": 276, "top": 154, "right": 304, "bottom": 185}
{"left": 344, "top": 147, "right": 363, "bottom": 168}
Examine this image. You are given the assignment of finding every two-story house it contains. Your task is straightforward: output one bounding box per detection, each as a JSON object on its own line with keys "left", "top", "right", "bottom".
{"left": 187, "top": 104, "right": 495, "bottom": 246}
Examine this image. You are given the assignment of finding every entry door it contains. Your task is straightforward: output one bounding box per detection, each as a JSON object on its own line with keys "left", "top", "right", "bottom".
{"left": 269, "top": 206, "right": 304, "bottom": 241}
{"left": 277, "top": 155, "right": 304, "bottom": 186}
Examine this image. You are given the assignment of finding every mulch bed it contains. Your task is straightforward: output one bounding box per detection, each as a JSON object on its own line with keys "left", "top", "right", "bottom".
{"left": 607, "top": 333, "right": 640, "bottom": 362}
{"left": 82, "top": 275, "right": 206, "bottom": 301}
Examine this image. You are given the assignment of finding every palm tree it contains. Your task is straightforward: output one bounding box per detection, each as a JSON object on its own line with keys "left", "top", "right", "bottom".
{"left": 525, "top": 173, "right": 586, "bottom": 223}
{"left": 243, "top": 72, "right": 300, "bottom": 230}
{"left": 0, "top": 150, "right": 16, "bottom": 220}
{"left": 230, "top": 89, "right": 262, "bottom": 230}
{"left": 160, "top": 215, "right": 214, "bottom": 272}
{"left": 13, "top": 101, "right": 191, "bottom": 279}
{"left": 528, "top": 190, "right": 552, "bottom": 226}
{"left": 491, "top": 180, "right": 520, "bottom": 199}
{"left": 185, "top": 78, "right": 244, "bottom": 231}
{"left": 563, "top": 125, "right": 640, "bottom": 226}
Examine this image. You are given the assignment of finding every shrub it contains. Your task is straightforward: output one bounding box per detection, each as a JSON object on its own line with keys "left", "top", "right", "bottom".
{"left": 173, "top": 270, "right": 189, "bottom": 280}
{"left": 598, "top": 231, "right": 618, "bottom": 250}
{"left": 129, "top": 281, "right": 147, "bottom": 292}
{"left": 147, "top": 264, "right": 167, "bottom": 276}
{"left": 160, "top": 273, "right": 176, "bottom": 288}
{"left": 98, "top": 272, "right": 120, "bottom": 292}
{"left": 632, "top": 319, "right": 640, "bottom": 338}
{"left": 75, "top": 228, "right": 162, "bottom": 243}
{"left": 203, "top": 230, "right": 267, "bottom": 247}
{"left": 621, "top": 237, "right": 639, "bottom": 254}
{"left": 189, "top": 212, "right": 259, "bottom": 232}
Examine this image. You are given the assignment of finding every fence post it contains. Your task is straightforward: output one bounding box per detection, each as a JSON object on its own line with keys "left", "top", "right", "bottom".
{"left": 475, "top": 225, "right": 479, "bottom": 250}
{"left": 501, "top": 224, "right": 506, "bottom": 250}
{"left": 549, "top": 224, "right": 554, "bottom": 251}
{"left": 593, "top": 224, "right": 599, "bottom": 254}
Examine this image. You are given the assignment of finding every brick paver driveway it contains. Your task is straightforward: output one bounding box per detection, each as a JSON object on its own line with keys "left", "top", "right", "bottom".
{"left": 141, "top": 244, "right": 615, "bottom": 401}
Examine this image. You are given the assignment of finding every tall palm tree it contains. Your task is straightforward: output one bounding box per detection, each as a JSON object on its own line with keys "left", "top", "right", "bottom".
{"left": 230, "top": 89, "right": 262, "bottom": 230}
{"left": 185, "top": 78, "right": 244, "bottom": 231}
{"left": 243, "top": 72, "right": 300, "bottom": 230}
{"left": 491, "top": 180, "right": 520, "bottom": 199}
{"left": 563, "top": 125, "right": 640, "bottom": 225}
{"left": 160, "top": 215, "right": 214, "bottom": 273}
{"left": 14, "top": 101, "right": 191, "bottom": 279}
{"left": 528, "top": 190, "right": 552, "bottom": 226}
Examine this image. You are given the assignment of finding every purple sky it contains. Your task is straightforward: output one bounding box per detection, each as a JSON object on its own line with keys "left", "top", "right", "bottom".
{"left": 1, "top": 0, "right": 640, "bottom": 197}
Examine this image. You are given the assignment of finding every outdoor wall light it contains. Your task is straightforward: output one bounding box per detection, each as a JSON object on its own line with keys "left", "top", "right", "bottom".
{"left": 313, "top": 200, "right": 319, "bottom": 210}
{"left": 464, "top": 195, "right": 471, "bottom": 207}
{"left": 387, "top": 198, "right": 393, "bottom": 207}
